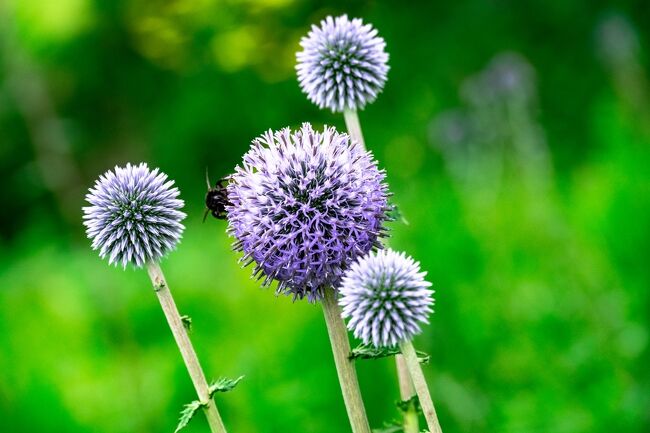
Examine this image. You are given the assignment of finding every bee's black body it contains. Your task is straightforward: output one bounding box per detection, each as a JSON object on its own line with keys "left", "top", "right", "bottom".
{"left": 204, "top": 173, "right": 231, "bottom": 221}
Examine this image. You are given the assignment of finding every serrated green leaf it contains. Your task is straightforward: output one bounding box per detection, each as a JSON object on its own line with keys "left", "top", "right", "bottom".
{"left": 350, "top": 343, "right": 400, "bottom": 360}
{"left": 173, "top": 376, "right": 243, "bottom": 432}
{"left": 208, "top": 375, "right": 244, "bottom": 397}
{"left": 174, "top": 399, "right": 204, "bottom": 433}
{"left": 350, "top": 343, "right": 430, "bottom": 364}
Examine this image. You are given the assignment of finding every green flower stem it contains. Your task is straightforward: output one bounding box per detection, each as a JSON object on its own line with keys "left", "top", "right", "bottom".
{"left": 146, "top": 262, "right": 227, "bottom": 433}
{"left": 396, "top": 355, "right": 419, "bottom": 433}
{"left": 343, "top": 109, "right": 366, "bottom": 149}
{"left": 322, "top": 287, "right": 372, "bottom": 433}
{"left": 343, "top": 107, "right": 420, "bottom": 433}
{"left": 399, "top": 340, "right": 443, "bottom": 433}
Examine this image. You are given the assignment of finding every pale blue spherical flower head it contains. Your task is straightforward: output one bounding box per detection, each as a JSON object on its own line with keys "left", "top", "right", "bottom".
{"left": 227, "top": 123, "right": 391, "bottom": 302}
{"left": 339, "top": 249, "right": 434, "bottom": 348}
{"left": 296, "top": 14, "right": 389, "bottom": 113}
{"left": 83, "top": 163, "right": 186, "bottom": 268}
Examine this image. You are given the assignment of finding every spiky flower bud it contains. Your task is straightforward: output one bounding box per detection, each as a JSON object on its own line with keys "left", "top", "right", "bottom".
{"left": 83, "top": 163, "right": 186, "bottom": 268}
{"left": 339, "top": 249, "right": 434, "bottom": 348}
{"left": 227, "top": 123, "right": 390, "bottom": 302}
{"left": 296, "top": 15, "right": 389, "bottom": 113}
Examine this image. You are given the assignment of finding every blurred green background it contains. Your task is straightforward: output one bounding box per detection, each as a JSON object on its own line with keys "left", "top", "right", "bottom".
{"left": 1, "top": 0, "right": 649, "bottom": 432}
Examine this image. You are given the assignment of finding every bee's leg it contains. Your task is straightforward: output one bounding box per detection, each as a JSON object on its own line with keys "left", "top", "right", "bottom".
{"left": 202, "top": 208, "right": 210, "bottom": 222}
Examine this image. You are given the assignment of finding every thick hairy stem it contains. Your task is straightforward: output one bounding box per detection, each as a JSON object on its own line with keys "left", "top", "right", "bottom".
{"left": 322, "top": 287, "right": 372, "bottom": 433}
{"left": 146, "top": 262, "right": 227, "bottom": 433}
{"left": 399, "top": 340, "right": 443, "bottom": 433}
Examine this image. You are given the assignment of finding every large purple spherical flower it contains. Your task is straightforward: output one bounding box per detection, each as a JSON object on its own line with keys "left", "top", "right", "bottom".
{"left": 296, "top": 15, "right": 389, "bottom": 113}
{"left": 83, "top": 163, "right": 186, "bottom": 268}
{"left": 339, "top": 249, "right": 434, "bottom": 348}
{"left": 227, "top": 123, "right": 390, "bottom": 301}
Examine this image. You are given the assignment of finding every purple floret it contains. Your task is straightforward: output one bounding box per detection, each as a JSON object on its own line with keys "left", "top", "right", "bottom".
{"left": 227, "top": 123, "right": 390, "bottom": 302}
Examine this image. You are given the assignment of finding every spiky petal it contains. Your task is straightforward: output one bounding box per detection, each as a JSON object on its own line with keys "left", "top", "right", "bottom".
{"left": 339, "top": 249, "right": 434, "bottom": 347}
{"left": 82, "top": 163, "right": 186, "bottom": 268}
{"left": 227, "top": 123, "right": 391, "bottom": 302}
{"left": 296, "top": 15, "right": 389, "bottom": 113}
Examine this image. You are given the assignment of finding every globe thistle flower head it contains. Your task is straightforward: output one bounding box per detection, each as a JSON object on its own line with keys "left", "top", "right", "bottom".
{"left": 227, "top": 123, "right": 390, "bottom": 302}
{"left": 83, "top": 163, "right": 186, "bottom": 268}
{"left": 296, "top": 15, "right": 389, "bottom": 113}
{"left": 339, "top": 249, "right": 434, "bottom": 348}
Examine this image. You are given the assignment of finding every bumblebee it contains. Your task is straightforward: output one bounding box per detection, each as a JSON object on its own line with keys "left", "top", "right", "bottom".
{"left": 204, "top": 169, "right": 231, "bottom": 221}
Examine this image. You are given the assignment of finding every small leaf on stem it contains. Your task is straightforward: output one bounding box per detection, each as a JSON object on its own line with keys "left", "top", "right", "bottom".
{"left": 350, "top": 343, "right": 429, "bottom": 364}
{"left": 180, "top": 315, "right": 192, "bottom": 331}
{"left": 175, "top": 400, "right": 204, "bottom": 433}
{"left": 208, "top": 375, "right": 244, "bottom": 397}
{"left": 350, "top": 343, "right": 400, "bottom": 360}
